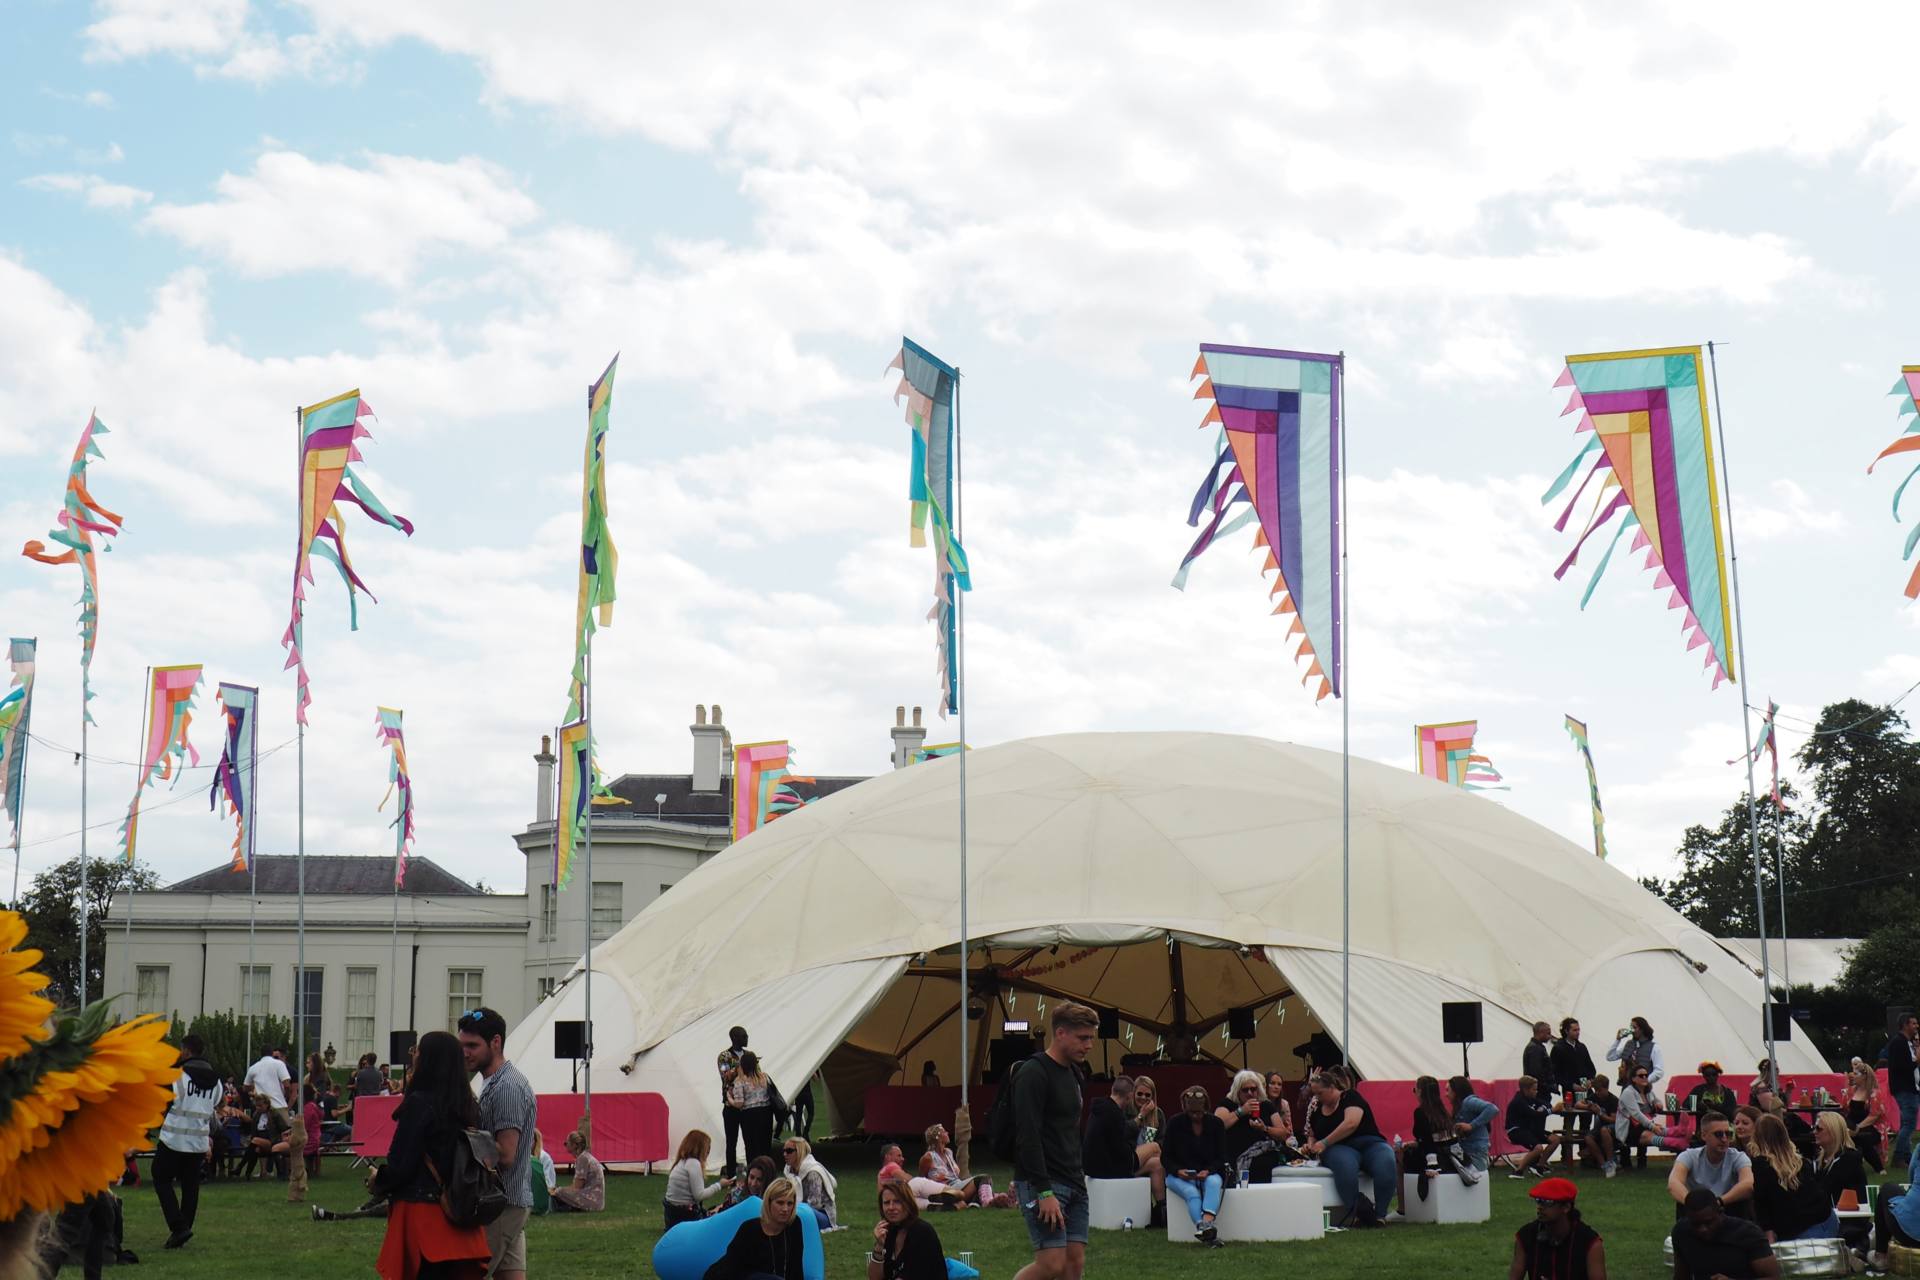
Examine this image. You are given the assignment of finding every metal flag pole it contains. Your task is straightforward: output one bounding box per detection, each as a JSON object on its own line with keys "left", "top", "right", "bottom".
{"left": 294, "top": 404, "right": 309, "bottom": 1163}
{"left": 246, "top": 837, "right": 257, "bottom": 1069}
{"left": 1337, "top": 352, "right": 1351, "bottom": 1068}
{"left": 9, "top": 641, "right": 30, "bottom": 906}
{"left": 954, "top": 367, "right": 971, "bottom": 1132}
{"left": 582, "top": 639, "right": 594, "bottom": 1126}
{"left": 79, "top": 673, "right": 89, "bottom": 1011}
{"left": 1707, "top": 341, "right": 1779, "bottom": 1086}
{"left": 1773, "top": 803, "right": 1792, "bottom": 995}
{"left": 126, "top": 663, "right": 151, "bottom": 999}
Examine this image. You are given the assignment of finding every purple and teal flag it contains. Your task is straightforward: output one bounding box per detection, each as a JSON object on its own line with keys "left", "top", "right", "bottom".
{"left": 209, "top": 683, "right": 259, "bottom": 872}
{"left": 1868, "top": 365, "right": 1920, "bottom": 599}
{"left": 887, "top": 339, "right": 972, "bottom": 717}
{"left": 1728, "top": 698, "right": 1787, "bottom": 814}
{"left": 374, "top": 707, "right": 414, "bottom": 887}
{"left": 1175, "top": 345, "right": 1343, "bottom": 702}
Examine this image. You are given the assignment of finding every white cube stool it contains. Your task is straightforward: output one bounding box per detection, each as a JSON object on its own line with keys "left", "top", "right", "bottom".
{"left": 1400, "top": 1171, "right": 1490, "bottom": 1224}
{"left": 1270, "top": 1164, "right": 1341, "bottom": 1209}
{"left": 1086, "top": 1177, "right": 1151, "bottom": 1230}
{"left": 1166, "top": 1181, "right": 1322, "bottom": 1242}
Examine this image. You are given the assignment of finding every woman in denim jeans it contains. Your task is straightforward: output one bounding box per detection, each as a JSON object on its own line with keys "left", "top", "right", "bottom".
{"left": 1299, "top": 1071, "right": 1396, "bottom": 1227}
{"left": 1447, "top": 1076, "right": 1501, "bottom": 1172}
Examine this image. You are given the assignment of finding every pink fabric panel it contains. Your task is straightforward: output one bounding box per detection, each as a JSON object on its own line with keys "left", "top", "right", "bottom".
{"left": 347, "top": 1090, "right": 668, "bottom": 1163}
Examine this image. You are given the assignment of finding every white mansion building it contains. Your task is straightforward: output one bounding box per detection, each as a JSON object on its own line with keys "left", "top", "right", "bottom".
{"left": 104, "top": 705, "right": 932, "bottom": 1063}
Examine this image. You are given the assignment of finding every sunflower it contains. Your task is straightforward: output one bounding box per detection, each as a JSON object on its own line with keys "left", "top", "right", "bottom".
{"left": 0, "top": 910, "right": 180, "bottom": 1219}
{"left": 0, "top": 911, "right": 55, "bottom": 1058}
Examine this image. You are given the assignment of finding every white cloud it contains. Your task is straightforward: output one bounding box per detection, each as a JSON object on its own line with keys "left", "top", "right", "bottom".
{"left": 83, "top": 0, "right": 252, "bottom": 61}
{"left": 1738, "top": 479, "right": 1848, "bottom": 543}
{"left": 75, "top": 142, "right": 126, "bottom": 164}
{"left": 21, "top": 172, "right": 151, "bottom": 209}
{"left": 143, "top": 151, "right": 540, "bottom": 282}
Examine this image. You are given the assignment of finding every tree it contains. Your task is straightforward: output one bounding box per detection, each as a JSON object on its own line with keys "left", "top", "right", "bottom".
{"left": 1790, "top": 701, "right": 1920, "bottom": 934}
{"left": 1648, "top": 782, "right": 1812, "bottom": 936}
{"left": 19, "top": 855, "right": 160, "bottom": 1006}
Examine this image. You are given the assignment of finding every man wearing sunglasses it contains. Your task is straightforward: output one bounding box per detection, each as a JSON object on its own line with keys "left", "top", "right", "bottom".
{"left": 459, "top": 1007, "right": 537, "bottom": 1280}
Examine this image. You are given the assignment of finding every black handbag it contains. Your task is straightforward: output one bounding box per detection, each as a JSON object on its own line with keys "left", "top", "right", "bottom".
{"left": 767, "top": 1078, "right": 791, "bottom": 1123}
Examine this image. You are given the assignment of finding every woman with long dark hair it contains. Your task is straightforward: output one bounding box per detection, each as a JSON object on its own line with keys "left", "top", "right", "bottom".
{"left": 1398, "top": 1075, "right": 1461, "bottom": 1214}
{"left": 369, "top": 1030, "right": 491, "bottom": 1279}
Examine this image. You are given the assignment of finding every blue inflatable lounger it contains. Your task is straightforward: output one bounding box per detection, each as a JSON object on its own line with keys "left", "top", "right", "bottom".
{"left": 651, "top": 1196, "right": 825, "bottom": 1280}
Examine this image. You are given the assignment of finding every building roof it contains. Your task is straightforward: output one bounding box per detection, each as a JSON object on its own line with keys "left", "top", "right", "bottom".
{"left": 601, "top": 772, "right": 867, "bottom": 829}
{"left": 161, "top": 855, "right": 484, "bottom": 897}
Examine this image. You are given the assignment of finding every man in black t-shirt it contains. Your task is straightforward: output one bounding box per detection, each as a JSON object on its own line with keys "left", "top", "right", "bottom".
{"left": 1671, "top": 1188, "right": 1780, "bottom": 1279}
{"left": 1508, "top": 1177, "right": 1603, "bottom": 1280}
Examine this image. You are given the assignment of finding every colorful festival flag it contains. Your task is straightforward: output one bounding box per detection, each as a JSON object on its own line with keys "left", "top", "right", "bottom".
{"left": 1545, "top": 348, "right": 1734, "bottom": 688}
{"left": 121, "top": 665, "right": 202, "bottom": 860}
{"left": 21, "top": 415, "right": 124, "bottom": 721}
{"left": 374, "top": 707, "right": 415, "bottom": 886}
{"left": 732, "top": 740, "right": 813, "bottom": 842}
{"left": 208, "top": 683, "right": 259, "bottom": 873}
{"left": 1414, "top": 720, "right": 1508, "bottom": 791}
{"left": 1563, "top": 715, "right": 1606, "bottom": 860}
{"left": 1174, "top": 344, "right": 1343, "bottom": 702}
{"left": 284, "top": 391, "right": 414, "bottom": 725}
{"left": 553, "top": 718, "right": 590, "bottom": 890}
{"left": 0, "top": 639, "right": 34, "bottom": 845}
{"left": 567, "top": 356, "right": 620, "bottom": 722}
{"left": 1728, "top": 698, "right": 1788, "bottom": 814}
{"left": 888, "top": 339, "right": 972, "bottom": 717}
{"left": 909, "top": 742, "right": 966, "bottom": 765}
{"left": 1869, "top": 366, "right": 1920, "bottom": 599}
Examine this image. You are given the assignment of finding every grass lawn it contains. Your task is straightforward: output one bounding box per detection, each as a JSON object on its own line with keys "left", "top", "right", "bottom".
{"left": 113, "top": 1144, "right": 1900, "bottom": 1278}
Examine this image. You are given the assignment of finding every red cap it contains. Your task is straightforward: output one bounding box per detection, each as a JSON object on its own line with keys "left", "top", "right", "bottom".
{"left": 1530, "top": 1177, "right": 1579, "bottom": 1203}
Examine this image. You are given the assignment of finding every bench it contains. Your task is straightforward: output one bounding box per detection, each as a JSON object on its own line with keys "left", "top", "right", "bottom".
{"left": 1166, "top": 1181, "right": 1321, "bottom": 1242}
{"left": 1086, "top": 1178, "right": 1151, "bottom": 1230}
{"left": 1400, "top": 1171, "right": 1490, "bottom": 1224}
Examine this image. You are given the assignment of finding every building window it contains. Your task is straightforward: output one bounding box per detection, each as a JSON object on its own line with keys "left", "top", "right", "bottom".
{"left": 590, "top": 881, "right": 622, "bottom": 941}
{"left": 447, "top": 969, "right": 484, "bottom": 1029}
{"left": 136, "top": 965, "right": 169, "bottom": 1014}
{"left": 294, "top": 967, "right": 323, "bottom": 1049}
{"left": 537, "top": 977, "right": 557, "bottom": 1000}
{"left": 240, "top": 964, "right": 270, "bottom": 1018}
{"left": 539, "top": 884, "right": 557, "bottom": 942}
{"left": 345, "top": 967, "right": 377, "bottom": 1060}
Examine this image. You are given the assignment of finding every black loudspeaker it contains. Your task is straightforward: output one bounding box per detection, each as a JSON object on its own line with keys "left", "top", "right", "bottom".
{"left": 1889, "top": 1006, "right": 1916, "bottom": 1037}
{"left": 1097, "top": 1008, "right": 1120, "bottom": 1040}
{"left": 554, "top": 1020, "right": 589, "bottom": 1060}
{"left": 1227, "top": 1007, "right": 1258, "bottom": 1039}
{"left": 1767, "top": 1003, "right": 1793, "bottom": 1041}
{"left": 1441, "top": 1001, "right": 1484, "bottom": 1045}
{"left": 986, "top": 1034, "right": 1037, "bottom": 1083}
{"left": 388, "top": 1030, "right": 416, "bottom": 1062}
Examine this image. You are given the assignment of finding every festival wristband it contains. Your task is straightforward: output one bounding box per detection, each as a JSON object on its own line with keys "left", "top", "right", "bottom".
{"left": 1037, "top": 1189, "right": 1055, "bottom": 1200}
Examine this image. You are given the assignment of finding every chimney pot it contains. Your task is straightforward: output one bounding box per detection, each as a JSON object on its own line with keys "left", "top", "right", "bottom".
{"left": 540, "top": 733, "right": 551, "bottom": 753}
{"left": 895, "top": 705, "right": 905, "bottom": 727}
{"left": 534, "top": 736, "right": 557, "bottom": 824}
{"left": 891, "top": 703, "right": 929, "bottom": 770}
{"left": 912, "top": 706, "right": 923, "bottom": 727}
{"left": 690, "top": 707, "right": 727, "bottom": 793}
{"left": 712, "top": 704, "right": 723, "bottom": 724}
{"left": 695, "top": 704, "right": 707, "bottom": 725}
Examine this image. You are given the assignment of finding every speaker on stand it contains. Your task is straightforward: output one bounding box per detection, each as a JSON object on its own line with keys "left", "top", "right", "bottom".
{"left": 1441, "top": 1001, "right": 1483, "bottom": 1078}
{"left": 555, "top": 1020, "right": 591, "bottom": 1092}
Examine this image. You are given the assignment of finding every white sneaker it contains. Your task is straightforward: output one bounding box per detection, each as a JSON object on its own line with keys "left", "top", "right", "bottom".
{"left": 1603, "top": 1161, "right": 1617, "bottom": 1178}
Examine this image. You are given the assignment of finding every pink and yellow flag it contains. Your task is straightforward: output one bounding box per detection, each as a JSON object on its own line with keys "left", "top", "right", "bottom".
{"left": 1414, "top": 720, "right": 1507, "bottom": 791}
{"left": 732, "top": 740, "right": 812, "bottom": 842}
{"left": 121, "top": 664, "right": 202, "bottom": 860}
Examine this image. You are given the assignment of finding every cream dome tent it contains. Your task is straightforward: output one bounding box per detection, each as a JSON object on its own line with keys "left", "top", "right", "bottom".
{"left": 506, "top": 731, "right": 1818, "bottom": 1144}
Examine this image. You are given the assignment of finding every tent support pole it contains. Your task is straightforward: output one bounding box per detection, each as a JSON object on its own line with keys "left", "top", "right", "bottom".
{"left": 953, "top": 365, "right": 972, "bottom": 1174}
{"left": 1707, "top": 341, "right": 1779, "bottom": 1088}
{"left": 1337, "top": 352, "right": 1352, "bottom": 1069}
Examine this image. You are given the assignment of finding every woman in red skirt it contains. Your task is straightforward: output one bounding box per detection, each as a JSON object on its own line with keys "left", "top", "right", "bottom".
{"left": 369, "top": 1031, "right": 492, "bottom": 1279}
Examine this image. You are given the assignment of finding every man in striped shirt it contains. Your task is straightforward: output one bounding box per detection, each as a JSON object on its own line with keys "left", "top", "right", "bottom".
{"left": 153, "top": 1034, "right": 223, "bottom": 1251}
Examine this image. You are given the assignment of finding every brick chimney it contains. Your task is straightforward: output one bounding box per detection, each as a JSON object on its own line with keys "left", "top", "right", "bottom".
{"left": 691, "top": 704, "right": 727, "bottom": 792}
{"left": 890, "top": 705, "right": 927, "bottom": 769}
{"left": 535, "top": 734, "right": 555, "bottom": 823}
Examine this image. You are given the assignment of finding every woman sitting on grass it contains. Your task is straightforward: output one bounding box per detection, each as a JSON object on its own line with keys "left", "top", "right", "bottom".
{"left": 866, "top": 1177, "right": 946, "bottom": 1280}
{"left": 665, "top": 1129, "right": 732, "bottom": 1226}
{"left": 782, "top": 1137, "right": 838, "bottom": 1229}
{"left": 709, "top": 1175, "right": 807, "bottom": 1280}
{"left": 917, "top": 1124, "right": 984, "bottom": 1204}
{"left": 551, "top": 1130, "right": 605, "bottom": 1212}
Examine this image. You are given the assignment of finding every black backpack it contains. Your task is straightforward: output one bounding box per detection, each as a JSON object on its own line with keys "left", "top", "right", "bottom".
{"left": 428, "top": 1128, "right": 509, "bottom": 1229}
{"left": 986, "top": 1057, "right": 1035, "bottom": 1162}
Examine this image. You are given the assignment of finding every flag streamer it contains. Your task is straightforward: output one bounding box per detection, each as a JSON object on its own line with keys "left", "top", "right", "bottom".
{"left": 908, "top": 741, "right": 966, "bottom": 765}
{"left": 1563, "top": 715, "right": 1606, "bottom": 859}
{"left": 121, "top": 665, "right": 203, "bottom": 860}
{"left": 554, "top": 718, "right": 590, "bottom": 890}
{"left": 889, "top": 339, "right": 972, "bottom": 716}
{"left": 284, "top": 391, "right": 414, "bottom": 724}
{"left": 1174, "top": 344, "right": 1343, "bottom": 702}
{"left": 1546, "top": 348, "right": 1735, "bottom": 689}
{"left": 209, "top": 683, "right": 259, "bottom": 872}
{"left": 0, "top": 639, "right": 34, "bottom": 844}
{"left": 21, "top": 416, "right": 124, "bottom": 719}
{"left": 568, "top": 356, "right": 620, "bottom": 722}
{"left": 732, "top": 740, "right": 814, "bottom": 842}
{"left": 1414, "top": 720, "right": 1509, "bottom": 791}
{"left": 1870, "top": 365, "right": 1920, "bottom": 599}
{"left": 1727, "top": 698, "right": 1787, "bottom": 814}
{"left": 374, "top": 707, "right": 415, "bottom": 886}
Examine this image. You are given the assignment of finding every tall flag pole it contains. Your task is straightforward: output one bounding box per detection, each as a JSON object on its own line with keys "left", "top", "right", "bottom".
{"left": 1729, "top": 697, "right": 1793, "bottom": 991}
{"left": 1870, "top": 365, "right": 1920, "bottom": 598}
{"left": 564, "top": 354, "right": 619, "bottom": 1132}
{"left": 1413, "top": 721, "right": 1509, "bottom": 790}
{"left": 1, "top": 638, "right": 36, "bottom": 904}
{"left": 287, "top": 388, "right": 411, "bottom": 1197}
{"left": 1176, "top": 343, "right": 1348, "bottom": 1059}
{"left": 22, "top": 412, "right": 123, "bottom": 1008}
{"left": 120, "top": 662, "right": 201, "bottom": 996}
{"left": 1549, "top": 343, "right": 1775, "bottom": 1080}
{"left": 887, "top": 338, "right": 975, "bottom": 1152}
{"left": 1563, "top": 715, "right": 1607, "bottom": 860}
{"left": 211, "top": 682, "right": 259, "bottom": 1063}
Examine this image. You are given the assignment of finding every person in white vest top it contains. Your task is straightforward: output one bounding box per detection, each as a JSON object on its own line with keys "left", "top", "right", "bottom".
{"left": 153, "top": 1034, "right": 223, "bottom": 1251}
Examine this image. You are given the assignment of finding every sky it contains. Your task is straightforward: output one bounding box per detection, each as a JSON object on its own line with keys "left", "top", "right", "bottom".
{"left": 4, "top": 0, "right": 1920, "bottom": 902}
